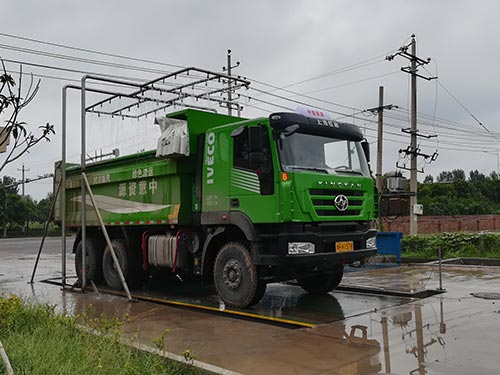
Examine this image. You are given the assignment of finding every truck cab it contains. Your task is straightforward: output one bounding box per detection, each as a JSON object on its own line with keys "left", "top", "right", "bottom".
{"left": 197, "top": 110, "right": 377, "bottom": 306}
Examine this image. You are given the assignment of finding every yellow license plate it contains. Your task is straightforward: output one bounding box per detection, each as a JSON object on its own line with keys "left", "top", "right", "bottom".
{"left": 336, "top": 241, "right": 354, "bottom": 252}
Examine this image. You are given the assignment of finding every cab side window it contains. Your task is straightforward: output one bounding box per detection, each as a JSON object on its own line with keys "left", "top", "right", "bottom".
{"left": 232, "top": 125, "right": 274, "bottom": 195}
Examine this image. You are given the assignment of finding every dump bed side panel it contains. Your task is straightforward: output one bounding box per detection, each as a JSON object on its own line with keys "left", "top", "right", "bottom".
{"left": 57, "top": 152, "right": 194, "bottom": 227}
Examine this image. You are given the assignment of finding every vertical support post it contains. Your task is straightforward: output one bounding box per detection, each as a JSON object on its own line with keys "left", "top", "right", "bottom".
{"left": 18, "top": 163, "right": 30, "bottom": 233}
{"left": 497, "top": 149, "right": 499, "bottom": 174}
{"left": 409, "top": 36, "right": 418, "bottom": 235}
{"left": 438, "top": 246, "right": 444, "bottom": 291}
{"left": 21, "top": 163, "right": 25, "bottom": 196}
{"left": 30, "top": 180, "right": 62, "bottom": 284}
{"left": 381, "top": 316, "right": 392, "bottom": 374}
{"left": 82, "top": 172, "right": 133, "bottom": 302}
{"left": 376, "top": 86, "right": 384, "bottom": 230}
{"left": 227, "top": 49, "right": 232, "bottom": 116}
{"left": 81, "top": 76, "right": 87, "bottom": 290}
{"left": 2, "top": 196, "right": 6, "bottom": 238}
{"left": 439, "top": 296, "right": 447, "bottom": 334}
{"left": 0, "top": 339, "right": 14, "bottom": 375}
{"left": 61, "top": 86, "right": 67, "bottom": 287}
{"left": 415, "top": 306, "right": 425, "bottom": 375}
{"left": 17, "top": 163, "right": 29, "bottom": 197}
{"left": 376, "top": 86, "right": 384, "bottom": 193}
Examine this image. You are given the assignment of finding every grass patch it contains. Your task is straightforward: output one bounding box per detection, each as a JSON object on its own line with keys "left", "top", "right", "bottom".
{"left": 0, "top": 295, "right": 207, "bottom": 375}
{"left": 401, "top": 232, "right": 500, "bottom": 259}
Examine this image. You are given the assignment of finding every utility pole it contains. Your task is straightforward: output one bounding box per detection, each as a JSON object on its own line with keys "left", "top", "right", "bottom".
{"left": 365, "top": 87, "right": 397, "bottom": 191}
{"left": 377, "top": 86, "right": 385, "bottom": 193}
{"left": 387, "top": 35, "right": 437, "bottom": 235}
{"left": 497, "top": 149, "right": 499, "bottom": 174}
{"left": 222, "top": 49, "right": 240, "bottom": 116}
{"left": 364, "top": 87, "right": 396, "bottom": 230}
{"left": 2, "top": 190, "right": 6, "bottom": 238}
{"left": 17, "top": 163, "right": 30, "bottom": 197}
{"left": 227, "top": 50, "right": 232, "bottom": 116}
{"left": 363, "top": 86, "right": 398, "bottom": 193}
{"left": 409, "top": 37, "right": 418, "bottom": 236}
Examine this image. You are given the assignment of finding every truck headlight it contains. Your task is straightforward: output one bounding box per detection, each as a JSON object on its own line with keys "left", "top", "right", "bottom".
{"left": 288, "top": 242, "right": 315, "bottom": 255}
{"left": 366, "top": 236, "right": 377, "bottom": 249}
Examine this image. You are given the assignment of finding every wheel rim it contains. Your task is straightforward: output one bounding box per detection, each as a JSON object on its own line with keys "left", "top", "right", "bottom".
{"left": 222, "top": 259, "right": 241, "bottom": 290}
{"left": 77, "top": 250, "right": 90, "bottom": 274}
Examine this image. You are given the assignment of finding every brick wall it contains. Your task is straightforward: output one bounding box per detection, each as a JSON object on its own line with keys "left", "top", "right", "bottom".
{"left": 381, "top": 214, "right": 500, "bottom": 235}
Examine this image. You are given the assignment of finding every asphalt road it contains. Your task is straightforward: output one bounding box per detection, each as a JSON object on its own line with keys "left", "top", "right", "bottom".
{"left": 0, "top": 236, "right": 70, "bottom": 257}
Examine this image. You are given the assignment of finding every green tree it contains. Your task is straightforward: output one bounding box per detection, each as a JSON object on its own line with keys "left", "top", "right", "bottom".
{"left": 423, "top": 174, "right": 434, "bottom": 183}
{"left": 33, "top": 192, "right": 54, "bottom": 224}
{"left": 436, "top": 169, "right": 466, "bottom": 182}
{"left": 0, "top": 59, "right": 54, "bottom": 173}
{"left": 418, "top": 169, "right": 500, "bottom": 215}
{"left": 0, "top": 176, "right": 19, "bottom": 236}
{"left": 5, "top": 193, "right": 29, "bottom": 227}
{"left": 469, "top": 170, "right": 487, "bottom": 183}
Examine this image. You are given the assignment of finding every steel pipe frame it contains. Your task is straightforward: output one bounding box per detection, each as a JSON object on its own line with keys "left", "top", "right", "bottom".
{"left": 86, "top": 67, "right": 249, "bottom": 118}
{"left": 61, "top": 67, "right": 250, "bottom": 292}
{"left": 62, "top": 82, "right": 156, "bottom": 289}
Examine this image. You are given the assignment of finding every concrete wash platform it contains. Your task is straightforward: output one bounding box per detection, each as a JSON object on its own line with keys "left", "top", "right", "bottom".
{"left": 1, "top": 237, "right": 500, "bottom": 374}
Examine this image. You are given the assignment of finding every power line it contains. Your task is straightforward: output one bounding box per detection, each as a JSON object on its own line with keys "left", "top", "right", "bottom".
{"left": 3, "top": 31, "right": 498, "bottom": 164}
{"left": 434, "top": 78, "right": 500, "bottom": 144}
{"left": 0, "top": 43, "right": 175, "bottom": 76}
{"left": 300, "top": 71, "right": 400, "bottom": 96}
{"left": 275, "top": 56, "right": 388, "bottom": 90}
{"left": 1, "top": 57, "right": 149, "bottom": 83}
{"left": 0, "top": 31, "right": 184, "bottom": 69}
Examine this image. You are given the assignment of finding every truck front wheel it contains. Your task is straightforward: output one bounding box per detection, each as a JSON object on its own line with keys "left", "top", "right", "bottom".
{"left": 298, "top": 267, "right": 344, "bottom": 295}
{"left": 213, "top": 242, "right": 261, "bottom": 308}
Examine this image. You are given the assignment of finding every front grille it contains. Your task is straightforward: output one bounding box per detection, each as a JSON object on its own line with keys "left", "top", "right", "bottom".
{"left": 309, "top": 188, "right": 365, "bottom": 217}
{"left": 316, "top": 209, "right": 361, "bottom": 216}
{"left": 310, "top": 189, "right": 363, "bottom": 196}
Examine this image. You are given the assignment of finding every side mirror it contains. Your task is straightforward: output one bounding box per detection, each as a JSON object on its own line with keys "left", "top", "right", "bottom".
{"left": 231, "top": 126, "right": 245, "bottom": 137}
{"left": 361, "top": 140, "right": 370, "bottom": 163}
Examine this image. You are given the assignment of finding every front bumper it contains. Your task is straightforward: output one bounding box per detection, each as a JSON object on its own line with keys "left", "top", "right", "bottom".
{"left": 252, "top": 226, "right": 377, "bottom": 266}
{"left": 284, "top": 248, "right": 377, "bottom": 267}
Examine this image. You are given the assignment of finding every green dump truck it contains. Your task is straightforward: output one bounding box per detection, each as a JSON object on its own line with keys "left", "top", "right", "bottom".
{"left": 55, "top": 108, "right": 377, "bottom": 308}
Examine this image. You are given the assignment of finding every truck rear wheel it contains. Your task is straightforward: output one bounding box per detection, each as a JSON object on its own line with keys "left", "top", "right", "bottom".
{"left": 75, "top": 237, "right": 104, "bottom": 284}
{"left": 213, "top": 242, "right": 261, "bottom": 308}
{"left": 102, "top": 239, "right": 133, "bottom": 290}
{"left": 298, "top": 267, "right": 344, "bottom": 295}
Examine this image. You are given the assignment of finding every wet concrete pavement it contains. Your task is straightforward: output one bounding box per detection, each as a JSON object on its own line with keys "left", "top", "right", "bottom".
{"left": 1, "top": 237, "right": 500, "bottom": 374}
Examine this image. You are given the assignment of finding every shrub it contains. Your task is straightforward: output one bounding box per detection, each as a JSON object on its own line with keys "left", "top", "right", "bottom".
{"left": 401, "top": 232, "right": 500, "bottom": 259}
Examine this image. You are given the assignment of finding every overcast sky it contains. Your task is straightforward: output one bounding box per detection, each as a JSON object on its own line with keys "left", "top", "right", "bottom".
{"left": 2, "top": 0, "right": 500, "bottom": 200}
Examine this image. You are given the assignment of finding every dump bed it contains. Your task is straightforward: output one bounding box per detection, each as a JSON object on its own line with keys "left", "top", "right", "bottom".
{"left": 54, "top": 109, "right": 245, "bottom": 227}
{"left": 54, "top": 151, "right": 196, "bottom": 227}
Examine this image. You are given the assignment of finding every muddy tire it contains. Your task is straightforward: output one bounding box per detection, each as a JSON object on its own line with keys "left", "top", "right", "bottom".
{"left": 102, "top": 238, "right": 146, "bottom": 290}
{"left": 102, "top": 239, "right": 133, "bottom": 290}
{"left": 75, "top": 237, "right": 104, "bottom": 284}
{"left": 213, "top": 242, "right": 260, "bottom": 308}
{"left": 248, "top": 281, "right": 267, "bottom": 307}
{"left": 298, "top": 267, "right": 344, "bottom": 295}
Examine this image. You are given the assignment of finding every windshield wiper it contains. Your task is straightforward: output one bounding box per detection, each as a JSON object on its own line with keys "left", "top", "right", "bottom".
{"left": 287, "top": 166, "right": 329, "bottom": 174}
{"left": 333, "top": 166, "right": 363, "bottom": 175}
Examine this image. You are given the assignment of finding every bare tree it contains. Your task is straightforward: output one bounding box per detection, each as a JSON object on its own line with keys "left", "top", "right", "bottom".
{"left": 0, "top": 58, "right": 54, "bottom": 172}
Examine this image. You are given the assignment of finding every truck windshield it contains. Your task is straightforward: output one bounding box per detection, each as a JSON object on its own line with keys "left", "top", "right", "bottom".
{"left": 278, "top": 132, "right": 370, "bottom": 176}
